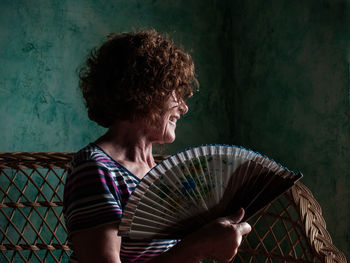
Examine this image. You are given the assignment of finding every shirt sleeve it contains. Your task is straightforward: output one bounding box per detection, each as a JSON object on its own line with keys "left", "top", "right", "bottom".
{"left": 63, "top": 159, "right": 122, "bottom": 235}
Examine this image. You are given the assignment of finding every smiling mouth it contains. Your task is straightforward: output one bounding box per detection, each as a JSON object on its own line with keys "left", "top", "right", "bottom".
{"left": 169, "top": 116, "right": 178, "bottom": 125}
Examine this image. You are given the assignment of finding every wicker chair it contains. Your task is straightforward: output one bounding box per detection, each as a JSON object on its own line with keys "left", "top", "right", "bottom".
{"left": 0, "top": 152, "right": 347, "bottom": 263}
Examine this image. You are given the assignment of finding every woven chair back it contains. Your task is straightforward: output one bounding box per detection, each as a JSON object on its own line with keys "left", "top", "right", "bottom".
{"left": 0, "top": 153, "right": 73, "bottom": 263}
{"left": 235, "top": 182, "right": 346, "bottom": 262}
{"left": 0, "top": 152, "right": 347, "bottom": 263}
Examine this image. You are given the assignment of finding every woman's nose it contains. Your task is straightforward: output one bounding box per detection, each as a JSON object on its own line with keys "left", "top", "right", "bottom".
{"left": 179, "top": 101, "right": 188, "bottom": 115}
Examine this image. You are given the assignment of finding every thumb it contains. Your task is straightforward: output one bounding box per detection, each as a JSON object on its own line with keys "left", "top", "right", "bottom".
{"left": 227, "top": 208, "right": 245, "bottom": 223}
{"left": 237, "top": 222, "right": 252, "bottom": 235}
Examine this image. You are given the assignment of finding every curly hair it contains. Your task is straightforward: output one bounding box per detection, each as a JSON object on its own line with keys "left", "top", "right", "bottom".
{"left": 78, "top": 30, "right": 198, "bottom": 128}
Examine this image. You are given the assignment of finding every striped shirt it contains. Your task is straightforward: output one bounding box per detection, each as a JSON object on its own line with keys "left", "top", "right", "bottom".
{"left": 63, "top": 143, "right": 177, "bottom": 262}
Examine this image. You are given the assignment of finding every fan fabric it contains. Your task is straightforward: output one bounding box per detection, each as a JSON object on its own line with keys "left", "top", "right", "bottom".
{"left": 119, "top": 145, "right": 302, "bottom": 240}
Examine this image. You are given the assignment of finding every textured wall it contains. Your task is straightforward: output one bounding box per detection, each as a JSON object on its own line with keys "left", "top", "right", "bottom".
{"left": 226, "top": 0, "right": 350, "bottom": 258}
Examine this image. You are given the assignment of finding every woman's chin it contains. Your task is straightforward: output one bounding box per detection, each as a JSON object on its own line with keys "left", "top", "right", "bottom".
{"left": 157, "top": 134, "right": 176, "bottom": 144}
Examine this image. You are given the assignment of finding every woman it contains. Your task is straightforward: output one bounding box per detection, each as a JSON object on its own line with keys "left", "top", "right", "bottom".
{"left": 63, "top": 30, "right": 251, "bottom": 263}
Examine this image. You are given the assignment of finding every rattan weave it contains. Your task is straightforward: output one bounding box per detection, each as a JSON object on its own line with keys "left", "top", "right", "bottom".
{"left": 0, "top": 152, "right": 347, "bottom": 263}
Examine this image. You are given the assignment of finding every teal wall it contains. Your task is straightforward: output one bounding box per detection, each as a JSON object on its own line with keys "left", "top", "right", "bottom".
{"left": 226, "top": 0, "right": 350, "bottom": 258}
{"left": 0, "top": 0, "right": 349, "bottom": 259}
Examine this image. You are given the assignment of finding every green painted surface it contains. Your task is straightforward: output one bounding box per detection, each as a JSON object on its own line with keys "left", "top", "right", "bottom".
{"left": 0, "top": 0, "right": 349, "bottom": 259}
{"left": 227, "top": 0, "right": 350, "bottom": 258}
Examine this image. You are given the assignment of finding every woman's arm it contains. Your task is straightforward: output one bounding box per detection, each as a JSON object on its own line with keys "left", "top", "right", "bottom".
{"left": 71, "top": 209, "right": 251, "bottom": 263}
{"left": 72, "top": 223, "right": 121, "bottom": 263}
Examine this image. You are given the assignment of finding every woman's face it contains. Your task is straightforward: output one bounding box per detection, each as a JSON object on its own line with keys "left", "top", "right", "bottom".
{"left": 149, "top": 91, "right": 188, "bottom": 144}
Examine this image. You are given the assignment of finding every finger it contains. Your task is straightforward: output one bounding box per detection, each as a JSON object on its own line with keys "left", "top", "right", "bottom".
{"left": 237, "top": 222, "right": 252, "bottom": 235}
{"left": 227, "top": 208, "right": 245, "bottom": 223}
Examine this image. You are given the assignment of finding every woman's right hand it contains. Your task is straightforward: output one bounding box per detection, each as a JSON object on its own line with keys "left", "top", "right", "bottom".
{"left": 144, "top": 208, "right": 251, "bottom": 263}
{"left": 187, "top": 208, "right": 251, "bottom": 262}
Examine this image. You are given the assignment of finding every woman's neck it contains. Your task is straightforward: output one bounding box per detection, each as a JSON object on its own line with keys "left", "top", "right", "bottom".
{"left": 95, "top": 121, "right": 157, "bottom": 179}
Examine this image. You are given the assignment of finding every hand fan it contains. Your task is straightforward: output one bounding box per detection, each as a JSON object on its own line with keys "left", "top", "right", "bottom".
{"left": 119, "top": 145, "right": 302, "bottom": 240}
